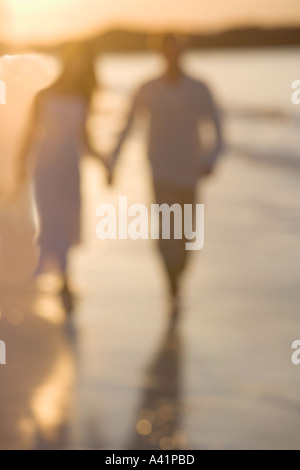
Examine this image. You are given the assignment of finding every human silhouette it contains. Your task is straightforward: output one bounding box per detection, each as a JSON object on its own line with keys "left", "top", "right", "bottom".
{"left": 108, "top": 34, "right": 223, "bottom": 325}
{"left": 16, "top": 45, "right": 106, "bottom": 297}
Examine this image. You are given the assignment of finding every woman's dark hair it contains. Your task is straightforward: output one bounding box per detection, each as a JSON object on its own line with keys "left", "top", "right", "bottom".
{"left": 55, "top": 42, "right": 98, "bottom": 102}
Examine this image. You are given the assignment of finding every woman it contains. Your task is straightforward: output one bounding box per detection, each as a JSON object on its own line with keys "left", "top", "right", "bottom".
{"left": 17, "top": 45, "right": 106, "bottom": 294}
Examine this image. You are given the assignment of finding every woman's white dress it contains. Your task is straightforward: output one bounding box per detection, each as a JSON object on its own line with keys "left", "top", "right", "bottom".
{"left": 33, "top": 92, "right": 87, "bottom": 274}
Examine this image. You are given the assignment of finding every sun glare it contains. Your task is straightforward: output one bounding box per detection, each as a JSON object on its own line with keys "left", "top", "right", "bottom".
{"left": 3, "top": 0, "right": 300, "bottom": 45}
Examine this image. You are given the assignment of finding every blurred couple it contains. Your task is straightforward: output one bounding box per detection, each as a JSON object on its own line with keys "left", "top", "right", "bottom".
{"left": 16, "top": 35, "right": 223, "bottom": 325}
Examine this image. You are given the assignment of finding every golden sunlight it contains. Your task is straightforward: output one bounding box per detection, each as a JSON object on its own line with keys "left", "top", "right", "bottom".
{"left": 3, "top": 0, "right": 300, "bottom": 45}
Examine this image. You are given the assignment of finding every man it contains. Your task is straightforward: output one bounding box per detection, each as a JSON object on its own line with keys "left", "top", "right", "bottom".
{"left": 109, "top": 34, "right": 223, "bottom": 325}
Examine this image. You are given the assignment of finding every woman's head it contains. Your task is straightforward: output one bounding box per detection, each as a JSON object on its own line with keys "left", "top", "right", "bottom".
{"left": 57, "top": 43, "right": 98, "bottom": 100}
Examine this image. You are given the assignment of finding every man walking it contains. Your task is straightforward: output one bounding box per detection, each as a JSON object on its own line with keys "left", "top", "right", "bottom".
{"left": 109, "top": 34, "right": 223, "bottom": 325}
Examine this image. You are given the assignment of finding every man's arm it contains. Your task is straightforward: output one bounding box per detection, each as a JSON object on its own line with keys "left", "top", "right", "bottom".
{"left": 199, "top": 87, "right": 223, "bottom": 176}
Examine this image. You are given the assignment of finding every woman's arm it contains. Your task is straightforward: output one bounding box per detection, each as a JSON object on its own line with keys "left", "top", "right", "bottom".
{"left": 107, "top": 87, "right": 144, "bottom": 183}
{"left": 15, "top": 94, "right": 41, "bottom": 187}
{"left": 80, "top": 99, "right": 109, "bottom": 174}
{"left": 202, "top": 106, "right": 223, "bottom": 176}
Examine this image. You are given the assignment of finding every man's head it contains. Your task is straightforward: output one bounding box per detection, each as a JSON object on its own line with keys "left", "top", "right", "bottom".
{"left": 161, "top": 34, "right": 185, "bottom": 69}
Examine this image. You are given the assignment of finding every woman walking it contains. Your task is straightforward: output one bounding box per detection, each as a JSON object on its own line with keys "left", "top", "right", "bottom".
{"left": 17, "top": 45, "right": 106, "bottom": 294}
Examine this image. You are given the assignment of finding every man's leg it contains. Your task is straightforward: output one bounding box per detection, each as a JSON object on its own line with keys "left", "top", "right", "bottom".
{"left": 153, "top": 181, "right": 196, "bottom": 322}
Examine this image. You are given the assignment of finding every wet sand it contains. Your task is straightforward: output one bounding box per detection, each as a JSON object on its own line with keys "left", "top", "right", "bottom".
{"left": 0, "top": 151, "right": 300, "bottom": 450}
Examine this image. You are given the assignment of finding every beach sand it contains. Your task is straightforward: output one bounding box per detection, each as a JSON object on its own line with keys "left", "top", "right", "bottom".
{"left": 0, "top": 150, "right": 300, "bottom": 450}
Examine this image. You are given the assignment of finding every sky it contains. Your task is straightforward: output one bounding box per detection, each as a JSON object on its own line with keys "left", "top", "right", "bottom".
{"left": 2, "top": 0, "right": 300, "bottom": 44}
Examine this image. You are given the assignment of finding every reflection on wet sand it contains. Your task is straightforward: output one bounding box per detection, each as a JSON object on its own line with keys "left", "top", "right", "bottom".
{"left": 34, "top": 274, "right": 77, "bottom": 323}
{"left": 0, "top": 284, "right": 77, "bottom": 450}
{"left": 31, "top": 347, "right": 75, "bottom": 448}
{"left": 128, "top": 329, "right": 188, "bottom": 450}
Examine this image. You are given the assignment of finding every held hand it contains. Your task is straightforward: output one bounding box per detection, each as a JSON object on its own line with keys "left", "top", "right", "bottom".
{"left": 107, "top": 169, "right": 114, "bottom": 186}
{"left": 199, "top": 163, "right": 214, "bottom": 178}
{"left": 202, "top": 166, "right": 214, "bottom": 177}
{"left": 92, "top": 152, "right": 113, "bottom": 185}
{"left": 106, "top": 162, "right": 115, "bottom": 186}
{"left": 105, "top": 154, "right": 116, "bottom": 187}
{"left": 199, "top": 155, "right": 217, "bottom": 178}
